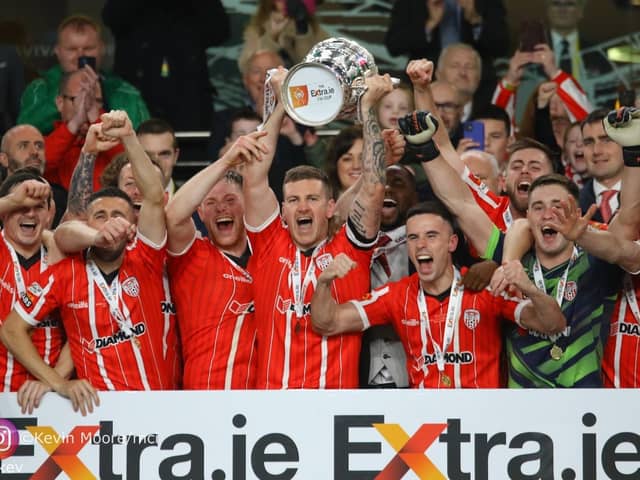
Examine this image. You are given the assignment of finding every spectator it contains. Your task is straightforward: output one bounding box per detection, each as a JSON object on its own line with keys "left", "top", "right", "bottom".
{"left": 18, "top": 15, "right": 149, "bottom": 135}
{"left": 546, "top": 0, "right": 609, "bottom": 83}
{"left": 0, "top": 45, "right": 25, "bottom": 137}
{"left": 44, "top": 70, "right": 124, "bottom": 192}
{"left": 460, "top": 104, "right": 511, "bottom": 166}
{"left": 435, "top": 43, "right": 491, "bottom": 122}
{"left": 218, "top": 109, "right": 262, "bottom": 158}
{"left": 0, "top": 125, "right": 67, "bottom": 227}
{"left": 102, "top": 0, "right": 229, "bottom": 130}
{"left": 562, "top": 121, "right": 589, "bottom": 188}
{"left": 579, "top": 109, "right": 624, "bottom": 224}
{"left": 431, "top": 80, "right": 464, "bottom": 145}
{"left": 461, "top": 149, "right": 501, "bottom": 195}
{"left": 325, "top": 125, "right": 363, "bottom": 199}
{"left": 136, "top": 119, "right": 180, "bottom": 198}
{"left": 238, "top": 0, "right": 328, "bottom": 73}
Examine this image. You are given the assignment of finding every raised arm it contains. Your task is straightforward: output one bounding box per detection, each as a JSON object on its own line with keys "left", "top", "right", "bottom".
{"left": 347, "top": 74, "right": 393, "bottom": 240}
{"left": 101, "top": 110, "right": 165, "bottom": 244}
{"left": 54, "top": 218, "right": 134, "bottom": 254}
{"left": 605, "top": 107, "right": 640, "bottom": 242}
{"left": 64, "top": 123, "right": 119, "bottom": 221}
{"left": 165, "top": 131, "right": 268, "bottom": 253}
{"left": 0, "top": 311, "right": 99, "bottom": 415}
{"left": 0, "top": 180, "right": 51, "bottom": 216}
{"left": 242, "top": 68, "right": 286, "bottom": 228}
{"left": 398, "top": 111, "right": 495, "bottom": 254}
{"left": 310, "top": 254, "right": 368, "bottom": 336}
{"left": 406, "top": 59, "right": 465, "bottom": 175}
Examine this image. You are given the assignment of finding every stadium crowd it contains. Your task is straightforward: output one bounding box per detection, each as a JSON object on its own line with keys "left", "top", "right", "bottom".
{"left": 0, "top": 0, "right": 639, "bottom": 415}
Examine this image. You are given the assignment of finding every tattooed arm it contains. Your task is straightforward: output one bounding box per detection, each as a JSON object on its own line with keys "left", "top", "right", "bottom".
{"left": 64, "top": 123, "right": 119, "bottom": 221}
{"left": 347, "top": 75, "right": 394, "bottom": 241}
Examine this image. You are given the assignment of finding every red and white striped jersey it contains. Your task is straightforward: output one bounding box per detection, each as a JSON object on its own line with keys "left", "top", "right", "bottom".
{"left": 15, "top": 233, "right": 174, "bottom": 391}
{"left": 168, "top": 234, "right": 256, "bottom": 389}
{"left": 353, "top": 272, "right": 521, "bottom": 388}
{"left": 462, "top": 167, "right": 512, "bottom": 232}
{"left": 603, "top": 273, "right": 640, "bottom": 388}
{"left": 492, "top": 70, "right": 592, "bottom": 129}
{"left": 0, "top": 236, "right": 64, "bottom": 392}
{"left": 247, "top": 209, "right": 374, "bottom": 389}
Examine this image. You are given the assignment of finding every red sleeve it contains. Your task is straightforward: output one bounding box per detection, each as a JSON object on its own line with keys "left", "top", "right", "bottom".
{"left": 245, "top": 209, "right": 284, "bottom": 267}
{"left": 127, "top": 232, "right": 167, "bottom": 277}
{"left": 351, "top": 284, "right": 395, "bottom": 329}
{"left": 552, "top": 70, "right": 592, "bottom": 122}
{"left": 44, "top": 121, "right": 76, "bottom": 185}
{"left": 491, "top": 79, "right": 516, "bottom": 133}
{"left": 496, "top": 293, "right": 520, "bottom": 324}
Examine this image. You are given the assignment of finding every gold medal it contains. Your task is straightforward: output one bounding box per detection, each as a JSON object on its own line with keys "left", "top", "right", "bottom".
{"left": 550, "top": 344, "right": 563, "bottom": 361}
{"left": 440, "top": 373, "right": 451, "bottom": 387}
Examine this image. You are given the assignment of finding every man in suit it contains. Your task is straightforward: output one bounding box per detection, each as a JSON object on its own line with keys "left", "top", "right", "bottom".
{"left": 385, "top": 0, "right": 509, "bottom": 101}
{"left": 578, "top": 109, "right": 624, "bottom": 224}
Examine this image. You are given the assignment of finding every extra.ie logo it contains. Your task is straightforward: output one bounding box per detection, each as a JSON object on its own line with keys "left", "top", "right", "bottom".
{"left": 0, "top": 418, "right": 19, "bottom": 459}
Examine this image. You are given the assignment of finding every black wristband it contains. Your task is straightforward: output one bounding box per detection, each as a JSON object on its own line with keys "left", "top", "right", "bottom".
{"left": 406, "top": 139, "right": 440, "bottom": 163}
{"left": 623, "top": 146, "right": 640, "bottom": 167}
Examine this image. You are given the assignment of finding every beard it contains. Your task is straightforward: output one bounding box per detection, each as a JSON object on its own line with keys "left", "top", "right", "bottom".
{"left": 91, "top": 243, "right": 126, "bottom": 263}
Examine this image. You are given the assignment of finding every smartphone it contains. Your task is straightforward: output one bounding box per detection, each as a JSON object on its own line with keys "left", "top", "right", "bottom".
{"left": 520, "top": 20, "right": 548, "bottom": 52}
{"left": 78, "top": 56, "right": 97, "bottom": 70}
{"left": 463, "top": 121, "right": 485, "bottom": 150}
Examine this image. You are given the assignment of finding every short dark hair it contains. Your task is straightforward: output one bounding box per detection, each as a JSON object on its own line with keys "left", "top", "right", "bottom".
{"left": 283, "top": 165, "right": 333, "bottom": 199}
{"left": 229, "top": 108, "right": 262, "bottom": 127}
{"left": 406, "top": 200, "right": 457, "bottom": 230}
{"left": 222, "top": 170, "right": 243, "bottom": 187}
{"left": 529, "top": 173, "right": 580, "bottom": 203}
{"left": 0, "top": 168, "right": 51, "bottom": 207}
{"left": 136, "top": 118, "right": 177, "bottom": 148}
{"left": 87, "top": 187, "right": 136, "bottom": 211}
{"left": 580, "top": 108, "right": 609, "bottom": 133}
{"left": 472, "top": 104, "right": 510, "bottom": 135}
{"left": 99, "top": 153, "right": 165, "bottom": 190}
{"left": 508, "top": 137, "right": 563, "bottom": 174}
{"left": 325, "top": 124, "right": 363, "bottom": 197}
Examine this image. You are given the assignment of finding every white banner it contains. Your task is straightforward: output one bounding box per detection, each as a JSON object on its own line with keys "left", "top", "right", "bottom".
{"left": 0, "top": 389, "right": 639, "bottom": 479}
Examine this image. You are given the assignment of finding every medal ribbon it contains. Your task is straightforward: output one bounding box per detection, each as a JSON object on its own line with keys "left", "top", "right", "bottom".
{"left": 417, "top": 267, "right": 463, "bottom": 374}
{"left": 291, "top": 241, "right": 326, "bottom": 319}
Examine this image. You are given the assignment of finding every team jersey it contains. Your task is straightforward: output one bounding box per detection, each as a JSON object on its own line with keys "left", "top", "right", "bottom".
{"left": 246, "top": 209, "right": 375, "bottom": 389}
{"left": 15, "top": 233, "right": 174, "bottom": 391}
{"left": 167, "top": 234, "right": 256, "bottom": 389}
{"left": 352, "top": 270, "right": 521, "bottom": 388}
{"left": 603, "top": 274, "right": 640, "bottom": 388}
{"left": 0, "top": 236, "right": 64, "bottom": 391}
{"left": 462, "top": 167, "right": 512, "bottom": 232}
{"left": 507, "top": 247, "right": 621, "bottom": 388}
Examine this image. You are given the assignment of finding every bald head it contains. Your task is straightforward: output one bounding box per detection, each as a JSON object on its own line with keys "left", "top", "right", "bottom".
{"left": 436, "top": 43, "right": 482, "bottom": 101}
{"left": 0, "top": 125, "right": 46, "bottom": 175}
{"left": 461, "top": 150, "right": 500, "bottom": 195}
{"left": 430, "top": 81, "right": 463, "bottom": 133}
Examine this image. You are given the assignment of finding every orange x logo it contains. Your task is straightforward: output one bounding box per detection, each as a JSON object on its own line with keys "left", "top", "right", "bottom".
{"left": 26, "top": 425, "right": 99, "bottom": 479}
{"left": 373, "top": 423, "right": 448, "bottom": 479}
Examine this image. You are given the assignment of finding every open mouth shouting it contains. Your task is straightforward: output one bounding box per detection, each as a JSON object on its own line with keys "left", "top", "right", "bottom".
{"left": 382, "top": 197, "right": 397, "bottom": 214}
{"left": 215, "top": 215, "right": 234, "bottom": 233}
{"left": 296, "top": 216, "right": 313, "bottom": 232}
{"left": 19, "top": 220, "right": 38, "bottom": 235}
{"left": 540, "top": 225, "right": 558, "bottom": 242}
{"left": 415, "top": 252, "right": 434, "bottom": 273}
{"left": 517, "top": 181, "right": 531, "bottom": 195}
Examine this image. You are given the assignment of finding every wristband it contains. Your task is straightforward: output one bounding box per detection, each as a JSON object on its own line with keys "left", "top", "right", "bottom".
{"left": 406, "top": 140, "right": 440, "bottom": 163}
{"left": 623, "top": 146, "right": 640, "bottom": 167}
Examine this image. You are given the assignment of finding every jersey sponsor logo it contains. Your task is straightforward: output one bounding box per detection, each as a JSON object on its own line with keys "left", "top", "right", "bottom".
{"left": 0, "top": 278, "right": 14, "bottom": 295}
{"left": 315, "top": 253, "right": 334, "bottom": 271}
{"left": 564, "top": 281, "right": 577, "bottom": 301}
{"left": 28, "top": 282, "right": 43, "bottom": 296}
{"left": 229, "top": 300, "right": 255, "bottom": 315}
{"left": 401, "top": 318, "right": 420, "bottom": 327}
{"left": 275, "top": 296, "right": 310, "bottom": 316}
{"left": 463, "top": 309, "right": 480, "bottom": 330}
{"left": 67, "top": 301, "right": 89, "bottom": 310}
{"left": 222, "top": 273, "right": 252, "bottom": 284}
{"left": 34, "top": 317, "right": 59, "bottom": 328}
{"left": 121, "top": 277, "right": 140, "bottom": 297}
{"left": 278, "top": 257, "right": 293, "bottom": 269}
{"left": 424, "top": 351, "right": 474, "bottom": 365}
{"left": 618, "top": 322, "right": 640, "bottom": 337}
{"left": 160, "top": 301, "right": 176, "bottom": 314}
{"left": 82, "top": 322, "right": 146, "bottom": 352}
{"left": 19, "top": 291, "right": 34, "bottom": 308}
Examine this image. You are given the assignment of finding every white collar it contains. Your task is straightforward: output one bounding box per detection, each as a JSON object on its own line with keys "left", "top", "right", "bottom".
{"left": 593, "top": 178, "right": 621, "bottom": 198}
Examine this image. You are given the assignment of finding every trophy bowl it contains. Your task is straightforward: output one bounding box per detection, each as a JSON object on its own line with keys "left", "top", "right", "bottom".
{"left": 281, "top": 37, "right": 378, "bottom": 126}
